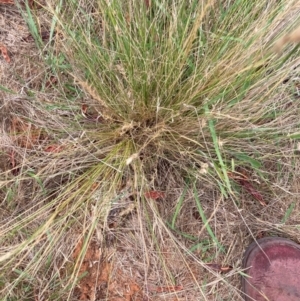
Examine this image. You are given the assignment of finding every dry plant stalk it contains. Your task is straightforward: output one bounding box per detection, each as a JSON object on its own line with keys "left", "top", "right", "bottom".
{"left": 74, "top": 78, "right": 114, "bottom": 121}
{"left": 275, "top": 26, "right": 300, "bottom": 53}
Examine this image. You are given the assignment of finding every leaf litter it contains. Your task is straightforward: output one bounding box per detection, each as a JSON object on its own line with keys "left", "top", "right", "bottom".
{"left": 228, "top": 169, "right": 266, "bottom": 206}
{"left": 72, "top": 239, "right": 144, "bottom": 301}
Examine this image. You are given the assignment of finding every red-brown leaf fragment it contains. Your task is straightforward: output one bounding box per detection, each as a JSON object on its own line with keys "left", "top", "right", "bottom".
{"left": 238, "top": 178, "right": 266, "bottom": 206}
{"left": 205, "top": 263, "right": 233, "bottom": 273}
{"left": 144, "top": 191, "right": 165, "bottom": 200}
{"left": 45, "top": 76, "right": 58, "bottom": 88}
{"left": 0, "top": 44, "right": 10, "bottom": 63}
{"left": 228, "top": 170, "right": 266, "bottom": 206}
{"left": 144, "top": 0, "right": 150, "bottom": 8}
{"left": 44, "top": 145, "right": 64, "bottom": 153}
{"left": 81, "top": 104, "right": 88, "bottom": 116}
{"left": 0, "top": 0, "right": 14, "bottom": 4}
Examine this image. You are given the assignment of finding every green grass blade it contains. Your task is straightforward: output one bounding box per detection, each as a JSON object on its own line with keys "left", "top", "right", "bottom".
{"left": 171, "top": 186, "right": 187, "bottom": 229}
{"left": 0, "top": 85, "right": 14, "bottom": 93}
{"left": 193, "top": 184, "right": 225, "bottom": 253}
{"left": 281, "top": 202, "right": 296, "bottom": 224}
{"left": 204, "top": 104, "right": 231, "bottom": 193}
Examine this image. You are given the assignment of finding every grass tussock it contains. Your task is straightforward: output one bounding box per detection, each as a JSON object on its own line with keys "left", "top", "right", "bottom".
{"left": 1, "top": 0, "right": 300, "bottom": 300}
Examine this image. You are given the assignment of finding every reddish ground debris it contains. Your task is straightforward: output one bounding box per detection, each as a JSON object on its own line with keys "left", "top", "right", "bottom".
{"left": 228, "top": 170, "right": 266, "bottom": 206}
{"left": 45, "top": 75, "right": 58, "bottom": 88}
{"left": 0, "top": 43, "right": 11, "bottom": 63}
{"left": 0, "top": 0, "right": 14, "bottom": 4}
{"left": 44, "top": 144, "right": 64, "bottom": 153}
{"left": 144, "top": 190, "right": 165, "bottom": 200}
{"left": 0, "top": 0, "right": 37, "bottom": 8}
{"left": 10, "top": 117, "right": 44, "bottom": 149}
{"left": 72, "top": 240, "right": 144, "bottom": 301}
{"left": 204, "top": 263, "right": 233, "bottom": 273}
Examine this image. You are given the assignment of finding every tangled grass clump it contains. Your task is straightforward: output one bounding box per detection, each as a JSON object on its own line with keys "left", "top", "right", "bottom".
{"left": 1, "top": 0, "right": 300, "bottom": 300}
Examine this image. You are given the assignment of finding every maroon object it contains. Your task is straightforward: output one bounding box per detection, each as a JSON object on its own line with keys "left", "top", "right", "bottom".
{"left": 242, "top": 237, "right": 300, "bottom": 301}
